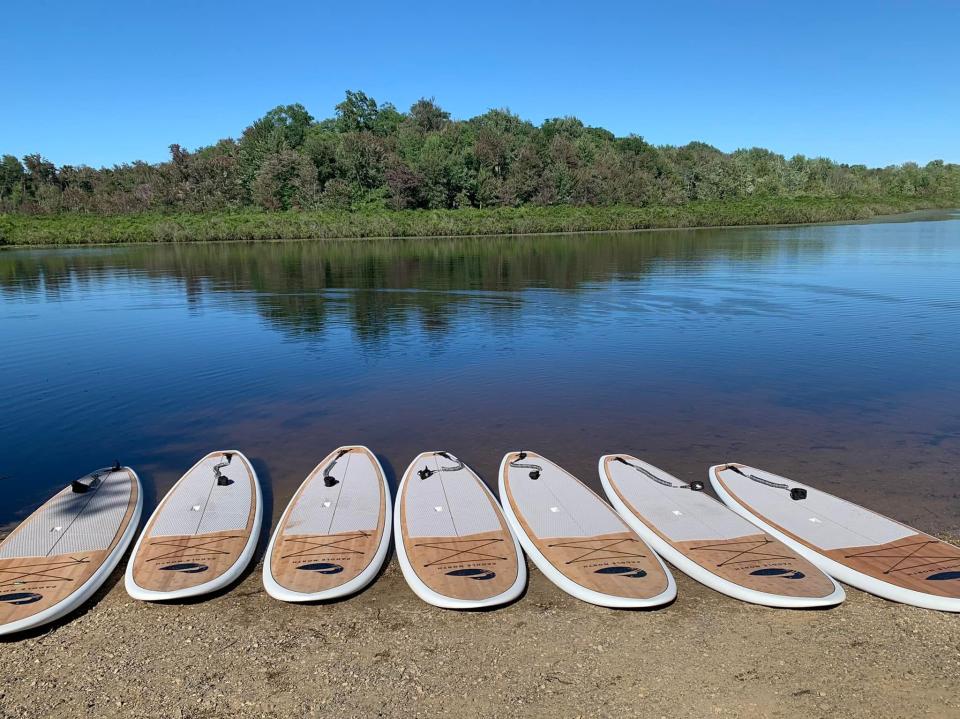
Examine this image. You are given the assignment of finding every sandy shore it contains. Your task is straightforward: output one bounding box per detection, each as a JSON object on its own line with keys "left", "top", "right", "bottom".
{"left": 2, "top": 542, "right": 959, "bottom": 719}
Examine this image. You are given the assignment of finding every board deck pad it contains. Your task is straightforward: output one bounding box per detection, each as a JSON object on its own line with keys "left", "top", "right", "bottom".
{"left": 602, "top": 456, "right": 838, "bottom": 599}
{"left": 712, "top": 464, "right": 960, "bottom": 607}
{"left": 268, "top": 446, "right": 387, "bottom": 597}
{"left": 129, "top": 451, "right": 258, "bottom": 596}
{"left": 502, "top": 451, "right": 671, "bottom": 602}
{"left": 0, "top": 467, "right": 140, "bottom": 634}
{"left": 399, "top": 452, "right": 521, "bottom": 603}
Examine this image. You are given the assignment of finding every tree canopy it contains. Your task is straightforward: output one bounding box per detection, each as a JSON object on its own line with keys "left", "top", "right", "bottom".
{"left": 3, "top": 91, "right": 958, "bottom": 215}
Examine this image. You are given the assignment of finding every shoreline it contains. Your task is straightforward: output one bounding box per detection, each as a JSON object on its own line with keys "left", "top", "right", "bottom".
{"left": 1, "top": 549, "right": 958, "bottom": 718}
{"left": 2, "top": 207, "right": 956, "bottom": 253}
{"left": 1, "top": 197, "right": 956, "bottom": 248}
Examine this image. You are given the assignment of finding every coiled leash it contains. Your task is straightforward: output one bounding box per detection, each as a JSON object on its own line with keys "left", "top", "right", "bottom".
{"left": 724, "top": 464, "right": 807, "bottom": 500}
{"left": 214, "top": 452, "right": 234, "bottom": 486}
{"left": 509, "top": 452, "right": 542, "bottom": 480}
{"left": 323, "top": 448, "right": 352, "bottom": 487}
{"left": 417, "top": 451, "right": 464, "bottom": 480}
{"left": 614, "top": 457, "right": 703, "bottom": 491}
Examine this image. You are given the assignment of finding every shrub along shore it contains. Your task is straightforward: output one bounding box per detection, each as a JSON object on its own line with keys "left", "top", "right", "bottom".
{"left": 0, "top": 196, "right": 954, "bottom": 247}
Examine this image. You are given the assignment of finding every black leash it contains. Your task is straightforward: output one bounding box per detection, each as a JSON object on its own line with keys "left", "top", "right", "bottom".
{"left": 214, "top": 452, "right": 234, "bottom": 486}
{"left": 71, "top": 460, "right": 122, "bottom": 494}
{"left": 509, "top": 451, "right": 542, "bottom": 480}
{"left": 725, "top": 464, "right": 807, "bottom": 500}
{"left": 614, "top": 457, "right": 703, "bottom": 491}
{"left": 323, "top": 448, "right": 352, "bottom": 487}
{"left": 418, "top": 451, "right": 465, "bottom": 479}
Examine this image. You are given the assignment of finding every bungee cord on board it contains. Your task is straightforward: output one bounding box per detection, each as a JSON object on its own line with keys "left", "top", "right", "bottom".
{"left": 214, "top": 452, "right": 234, "bottom": 486}
{"left": 614, "top": 456, "right": 704, "bottom": 491}
{"left": 71, "top": 460, "right": 122, "bottom": 494}
{"left": 510, "top": 451, "right": 541, "bottom": 480}
{"left": 724, "top": 464, "right": 807, "bottom": 500}
{"left": 417, "top": 451, "right": 465, "bottom": 479}
{"left": 323, "top": 448, "right": 352, "bottom": 487}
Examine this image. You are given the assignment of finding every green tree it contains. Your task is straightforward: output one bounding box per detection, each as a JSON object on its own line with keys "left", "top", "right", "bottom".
{"left": 335, "top": 90, "right": 381, "bottom": 133}
{"left": 409, "top": 97, "right": 450, "bottom": 132}
{"left": 252, "top": 150, "right": 320, "bottom": 210}
{"left": 0, "top": 154, "right": 25, "bottom": 208}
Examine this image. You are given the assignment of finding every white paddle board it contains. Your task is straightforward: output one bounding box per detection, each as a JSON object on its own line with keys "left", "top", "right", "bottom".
{"left": 711, "top": 463, "right": 960, "bottom": 612}
{"left": 0, "top": 465, "right": 142, "bottom": 636}
{"left": 263, "top": 446, "right": 391, "bottom": 602}
{"left": 499, "top": 451, "right": 675, "bottom": 608}
{"left": 600, "top": 455, "right": 843, "bottom": 608}
{"left": 125, "top": 451, "right": 261, "bottom": 601}
{"left": 396, "top": 451, "right": 526, "bottom": 609}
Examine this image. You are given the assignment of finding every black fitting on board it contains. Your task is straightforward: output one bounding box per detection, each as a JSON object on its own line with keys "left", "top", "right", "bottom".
{"left": 323, "top": 476, "right": 339, "bottom": 487}
{"left": 418, "top": 467, "right": 435, "bottom": 480}
{"left": 790, "top": 487, "right": 807, "bottom": 501}
{"left": 689, "top": 480, "right": 705, "bottom": 492}
{"left": 71, "top": 480, "right": 91, "bottom": 494}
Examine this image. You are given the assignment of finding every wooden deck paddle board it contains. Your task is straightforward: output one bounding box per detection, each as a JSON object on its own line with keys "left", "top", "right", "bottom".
{"left": 711, "top": 463, "right": 960, "bottom": 612}
{"left": 0, "top": 466, "right": 142, "bottom": 636}
{"left": 125, "top": 451, "right": 261, "bottom": 601}
{"left": 600, "top": 455, "right": 843, "bottom": 608}
{"left": 263, "top": 446, "right": 391, "bottom": 602}
{"left": 396, "top": 451, "right": 525, "bottom": 609}
{"left": 499, "top": 451, "right": 675, "bottom": 608}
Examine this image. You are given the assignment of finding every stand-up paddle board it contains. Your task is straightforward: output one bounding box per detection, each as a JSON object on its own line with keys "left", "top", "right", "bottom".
{"left": 499, "top": 451, "right": 675, "bottom": 608}
{"left": 125, "top": 451, "right": 261, "bottom": 601}
{"left": 263, "top": 446, "right": 391, "bottom": 602}
{"left": 396, "top": 451, "right": 525, "bottom": 609}
{"left": 600, "top": 455, "right": 843, "bottom": 608}
{"left": 711, "top": 463, "right": 960, "bottom": 612}
{"left": 0, "top": 465, "right": 142, "bottom": 636}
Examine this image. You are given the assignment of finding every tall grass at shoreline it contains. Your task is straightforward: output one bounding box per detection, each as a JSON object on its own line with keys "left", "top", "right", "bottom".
{"left": 0, "top": 196, "right": 954, "bottom": 247}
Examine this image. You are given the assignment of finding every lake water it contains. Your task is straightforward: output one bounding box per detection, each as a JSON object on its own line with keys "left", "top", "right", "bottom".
{"left": 2, "top": 211, "right": 959, "bottom": 535}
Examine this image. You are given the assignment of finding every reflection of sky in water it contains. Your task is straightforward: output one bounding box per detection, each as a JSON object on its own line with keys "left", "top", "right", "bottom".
{"left": 1, "top": 214, "right": 959, "bottom": 533}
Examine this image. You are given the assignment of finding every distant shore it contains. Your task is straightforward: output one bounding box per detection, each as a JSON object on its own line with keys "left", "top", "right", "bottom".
{"left": 1, "top": 196, "right": 956, "bottom": 247}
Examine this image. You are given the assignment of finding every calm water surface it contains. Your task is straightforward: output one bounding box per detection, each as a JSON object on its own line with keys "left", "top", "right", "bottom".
{"left": 2, "top": 212, "right": 959, "bottom": 533}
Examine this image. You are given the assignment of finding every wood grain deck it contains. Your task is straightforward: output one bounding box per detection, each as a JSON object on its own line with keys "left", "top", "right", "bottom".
{"left": 402, "top": 529, "right": 519, "bottom": 601}
{"left": 269, "top": 447, "right": 386, "bottom": 595}
{"left": 823, "top": 534, "right": 960, "bottom": 597}
{"left": 712, "top": 466, "right": 960, "bottom": 598}
{"left": 400, "top": 461, "right": 519, "bottom": 602}
{"left": 131, "top": 453, "right": 256, "bottom": 593}
{"left": 0, "top": 469, "right": 139, "bottom": 628}
{"left": 504, "top": 454, "right": 669, "bottom": 600}
{"left": 603, "top": 457, "right": 836, "bottom": 597}
{"left": 673, "top": 535, "right": 837, "bottom": 596}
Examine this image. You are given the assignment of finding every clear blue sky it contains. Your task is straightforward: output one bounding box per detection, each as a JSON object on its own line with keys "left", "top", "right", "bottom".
{"left": 6, "top": 0, "right": 958, "bottom": 169}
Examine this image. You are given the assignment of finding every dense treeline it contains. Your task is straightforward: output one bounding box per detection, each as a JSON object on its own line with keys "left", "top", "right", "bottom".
{"left": 2, "top": 91, "right": 959, "bottom": 217}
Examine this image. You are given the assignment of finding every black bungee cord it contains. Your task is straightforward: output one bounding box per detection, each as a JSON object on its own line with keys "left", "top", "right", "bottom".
{"left": 614, "top": 456, "right": 704, "bottom": 491}
{"left": 509, "top": 451, "right": 541, "bottom": 480}
{"left": 724, "top": 464, "right": 807, "bottom": 500}
{"left": 323, "top": 448, "right": 352, "bottom": 487}
{"left": 417, "top": 451, "right": 465, "bottom": 479}
{"left": 214, "top": 452, "right": 234, "bottom": 486}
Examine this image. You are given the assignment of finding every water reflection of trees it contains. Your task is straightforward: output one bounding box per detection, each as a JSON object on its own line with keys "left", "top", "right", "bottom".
{"left": 0, "top": 229, "right": 822, "bottom": 343}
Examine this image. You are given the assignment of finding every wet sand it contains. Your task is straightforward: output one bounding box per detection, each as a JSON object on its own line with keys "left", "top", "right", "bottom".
{"left": 2, "top": 542, "right": 958, "bottom": 719}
